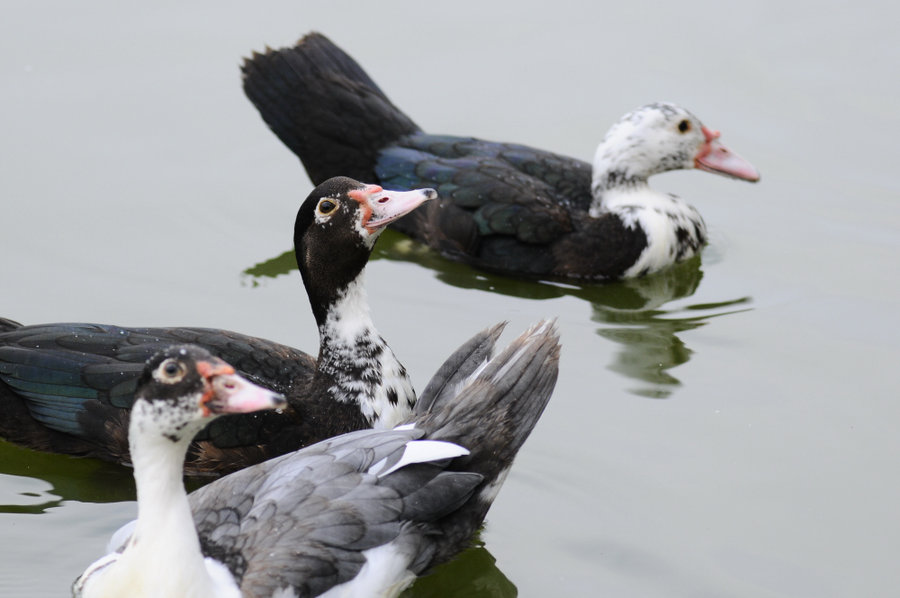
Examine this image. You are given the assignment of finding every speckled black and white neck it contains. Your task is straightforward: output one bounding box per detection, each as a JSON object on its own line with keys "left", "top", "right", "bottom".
{"left": 315, "top": 274, "right": 414, "bottom": 428}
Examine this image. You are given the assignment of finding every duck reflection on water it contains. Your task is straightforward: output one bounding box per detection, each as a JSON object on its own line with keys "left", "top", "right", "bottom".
{"left": 243, "top": 230, "right": 751, "bottom": 399}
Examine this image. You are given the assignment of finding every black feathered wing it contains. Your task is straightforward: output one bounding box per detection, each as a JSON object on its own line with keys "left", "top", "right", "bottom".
{"left": 0, "top": 322, "right": 315, "bottom": 470}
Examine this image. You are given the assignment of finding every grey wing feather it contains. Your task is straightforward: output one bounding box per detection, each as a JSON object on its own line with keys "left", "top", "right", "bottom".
{"left": 190, "top": 429, "right": 446, "bottom": 595}
{"left": 414, "top": 322, "right": 506, "bottom": 416}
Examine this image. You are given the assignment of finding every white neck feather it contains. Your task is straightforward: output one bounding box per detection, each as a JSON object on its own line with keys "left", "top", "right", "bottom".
{"left": 77, "top": 403, "right": 240, "bottom": 598}
{"left": 322, "top": 274, "right": 376, "bottom": 346}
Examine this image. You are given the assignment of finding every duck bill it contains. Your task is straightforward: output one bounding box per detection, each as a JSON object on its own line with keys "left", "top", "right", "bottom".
{"left": 198, "top": 360, "right": 287, "bottom": 415}
{"left": 349, "top": 184, "right": 438, "bottom": 232}
{"left": 695, "top": 137, "right": 760, "bottom": 182}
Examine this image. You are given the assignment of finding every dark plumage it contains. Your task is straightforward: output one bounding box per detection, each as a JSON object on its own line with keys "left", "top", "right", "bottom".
{"left": 242, "top": 33, "right": 759, "bottom": 281}
{"left": 0, "top": 177, "right": 435, "bottom": 475}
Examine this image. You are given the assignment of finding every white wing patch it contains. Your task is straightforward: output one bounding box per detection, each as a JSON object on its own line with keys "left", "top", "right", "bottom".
{"left": 317, "top": 542, "right": 416, "bottom": 598}
{"left": 368, "top": 439, "right": 469, "bottom": 478}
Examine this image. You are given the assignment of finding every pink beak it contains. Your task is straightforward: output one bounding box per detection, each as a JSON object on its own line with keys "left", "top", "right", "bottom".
{"left": 695, "top": 126, "right": 760, "bottom": 182}
{"left": 349, "top": 184, "right": 438, "bottom": 232}
{"left": 209, "top": 373, "right": 286, "bottom": 414}
{"left": 199, "top": 359, "right": 286, "bottom": 415}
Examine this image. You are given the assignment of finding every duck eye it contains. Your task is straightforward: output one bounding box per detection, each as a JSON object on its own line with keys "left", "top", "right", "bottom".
{"left": 678, "top": 119, "right": 691, "bottom": 133}
{"left": 317, "top": 198, "right": 338, "bottom": 215}
{"left": 158, "top": 358, "right": 186, "bottom": 383}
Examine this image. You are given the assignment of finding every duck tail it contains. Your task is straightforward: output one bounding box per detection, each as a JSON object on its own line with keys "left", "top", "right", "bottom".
{"left": 417, "top": 320, "right": 560, "bottom": 473}
{"left": 412, "top": 321, "right": 508, "bottom": 417}
{"left": 413, "top": 320, "right": 560, "bottom": 559}
{"left": 241, "top": 32, "right": 421, "bottom": 185}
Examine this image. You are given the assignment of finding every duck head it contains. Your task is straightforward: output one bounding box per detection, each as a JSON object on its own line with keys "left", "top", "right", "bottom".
{"left": 132, "top": 345, "right": 286, "bottom": 443}
{"left": 591, "top": 102, "right": 760, "bottom": 195}
{"left": 294, "top": 176, "right": 437, "bottom": 327}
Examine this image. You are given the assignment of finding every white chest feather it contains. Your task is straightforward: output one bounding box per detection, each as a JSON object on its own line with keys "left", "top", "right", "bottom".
{"left": 75, "top": 423, "right": 241, "bottom": 598}
{"left": 597, "top": 188, "right": 707, "bottom": 277}
{"left": 75, "top": 550, "right": 240, "bottom": 598}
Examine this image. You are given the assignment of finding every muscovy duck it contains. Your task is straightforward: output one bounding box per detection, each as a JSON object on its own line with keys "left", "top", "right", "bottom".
{"left": 73, "top": 345, "right": 286, "bottom": 597}
{"left": 0, "top": 177, "right": 436, "bottom": 475}
{"left": 242, "top": 32, "right": 760, "bottom": 281}
{"left": 85, "top": 320, "right": 558, "bottom": 597}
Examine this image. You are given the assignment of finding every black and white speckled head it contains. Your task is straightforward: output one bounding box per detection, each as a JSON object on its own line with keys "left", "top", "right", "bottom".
{"left": 591, "top": 102, "right": 759, "bottom": 194}
{"left": 294, "top": 176, "right": 436, "bottom": 325}
{"left": 131, "top": 345, "right": 285, "bottom": 444}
